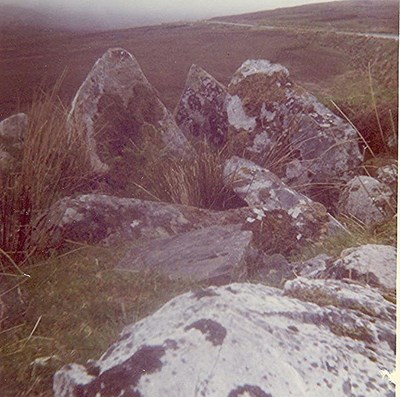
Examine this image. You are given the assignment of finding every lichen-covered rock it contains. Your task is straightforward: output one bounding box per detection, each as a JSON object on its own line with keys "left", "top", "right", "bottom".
{"left": 175, "top": 64, "right": 230, "bottom": 146}
{"left": 53, "top": 280, "right": 395, "bottom": 397}
{"left": 337, "top": 175, "right": 395, "bottom": 225}
{"left": 0, "top": 112, "right": 27, "bottom": 172}
{"left": 36, "top": 193, "right": 326, "bottom": 255}
{"left": 227, "top": 59, "right": 363, "bottom": 209}
{"left": 34, "top": 193, "right": 246, "bottom": 248}
{"left": 69, "top": 48, "right": 191, "bottom": 174}
{"left": 224, "top": 156, "right": 329, "bottom": 244}
{"left": 315, "top": 244, "right": 396, "bottom": 293}
{"left": 376, "top": 163, "right": 397, "bottom": 186}
{"left": 117, "top": 225, "right": 252, "bottom": 283}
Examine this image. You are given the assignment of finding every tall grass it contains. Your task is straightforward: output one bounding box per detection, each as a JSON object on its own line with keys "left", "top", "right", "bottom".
{"left": 0, "top": 81, "right": 91, "bottom": 270}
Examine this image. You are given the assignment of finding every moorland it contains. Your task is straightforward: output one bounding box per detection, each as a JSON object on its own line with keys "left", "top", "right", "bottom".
{"left": 0, "top": 0, "right": 398, "bottom": 395}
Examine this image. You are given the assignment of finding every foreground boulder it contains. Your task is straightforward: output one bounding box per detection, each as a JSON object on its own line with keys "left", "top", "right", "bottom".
{"left": 69, "top": 48, "right": 191, "bottom": 176}
{"left": 53, "top": 279, "right": 395, "bottom": 397}
{"left": 117, "top": 225, "right": 252, "bottom": 283}
{"left": 175, "top": 64, "right": 230, "bottom": 146}
{"left": 227, "top": 60, "right": 363, "bottom": 208}
{"left": 36, "top": 192, "right": 329, "bottom": 255}
{"left": 0, "top": 112, "right": 27, "bottom": 172}
{"left": 337, "top": 176, "right": 395, "bottom": 225}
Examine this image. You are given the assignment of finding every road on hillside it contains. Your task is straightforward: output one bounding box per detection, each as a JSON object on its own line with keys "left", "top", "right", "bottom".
{"left": 206, "top": 20, "right": 399, "bottom": 41}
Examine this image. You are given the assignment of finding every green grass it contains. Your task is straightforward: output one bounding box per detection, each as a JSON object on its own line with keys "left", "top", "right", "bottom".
{"left": 0, "top": 244, "right": 205, "bottom": 397}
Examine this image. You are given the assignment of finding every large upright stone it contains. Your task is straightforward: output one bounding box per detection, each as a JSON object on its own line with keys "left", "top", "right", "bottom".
{"left": 175, "top": 64, "right": 230, "bottom": 146}
{"left": 69, "top": 48, "right": 190, "bottom": 174}
{"left": 53, "top": 280, "right": 395, "bottom": 397}
{"left": 227, "top": 59, "right": 363, "bottom": 208}
{"left": 0, "top": 113, "right": 27, "bottom": 172}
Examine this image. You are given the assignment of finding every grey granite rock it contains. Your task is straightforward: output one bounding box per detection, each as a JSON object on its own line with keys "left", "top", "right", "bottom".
{"left": 224, "top": 156, "right": 330, "bottom": 244}
{"left": 117, "top": 224, "right": 252, "bottom": 283}
{"left": 175, "top": 64, "right": 230, "bottom": 147}
{"left": 54, "top": 280, "right": 395, "bottom": 397}
{"left": 316, "top": 244, "right": 397, "bottom": 292}
{"left": 337, "top": 175, "right": 395, "bottom": 225}
{"left": 69, "top": 48, "right": 191, "bottom": 174}
{"left": 0, "top": 113, "right": 27, "bottom": 172}
{"left": 227, "top": 59, "right": 363, "bottom": 209}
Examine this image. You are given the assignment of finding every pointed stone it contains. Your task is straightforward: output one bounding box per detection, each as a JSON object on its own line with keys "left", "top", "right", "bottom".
{"left": 175, "top": 64, "right": 230, "bottom": 147}
{"left": 69, "top": 48, "right": 191, "bottom": 174}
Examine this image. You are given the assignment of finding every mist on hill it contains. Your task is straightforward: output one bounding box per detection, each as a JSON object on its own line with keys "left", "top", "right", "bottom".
{"left": 0, "top": 0, "right": 345, "bottom": 31}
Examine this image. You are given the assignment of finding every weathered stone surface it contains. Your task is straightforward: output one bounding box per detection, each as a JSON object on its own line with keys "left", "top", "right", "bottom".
{"left": 291, "top": 253, "right": 332, "bottom": 278}
{"left": 0, "top": 113, "right": 27, "bottom": 172}
{"left": 376, "top": 163, "right": 397, "bottom": 186}
{"left": 34, "top": 193, "right": 244, "bottom": 248}
{"left": 175, "top": 64, "right": 230, "bottom": 146}
{"left": 315, "top": 244, "right": 397, "bottom": 292}
{"left": 54, "top": 280, "right": 395, "bottom": 397}
{"left": 37, "top": 193, "right": 326, "bottom": 255}
{"left": 337, "top": 175, "right": 395, "bottom": 225}
{"left": 227, "top": 59, "right": 363, "bottom": 208}
{"left": 224, "top": 156, "right": 329, "bottom": 244}
{"left": 117, "top": 225, "right": 252, "bottom": 283}
{"left": 69, "top": 48, "right": 190, "bottom": 174}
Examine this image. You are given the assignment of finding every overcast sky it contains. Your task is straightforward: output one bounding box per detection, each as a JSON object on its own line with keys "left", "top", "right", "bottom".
{"left": 0, "top": 0, "right": 344, "bottom": 28}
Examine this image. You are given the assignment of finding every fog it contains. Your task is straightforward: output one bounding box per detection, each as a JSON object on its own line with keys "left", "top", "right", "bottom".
{"left": 1, "top": 0, "right": 343, "bottom": 29}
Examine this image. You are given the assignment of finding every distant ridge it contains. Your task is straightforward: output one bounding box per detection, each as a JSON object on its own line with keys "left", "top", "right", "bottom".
{"left": 211, "top": 0, "right": 399, "bottom": 34}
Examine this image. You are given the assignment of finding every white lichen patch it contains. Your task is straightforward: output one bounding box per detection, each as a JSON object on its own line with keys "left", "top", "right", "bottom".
{"left": 230, "top": 59, "right": 289, "bottom": 86}
{"left": 226, "top": 95, "right": 256, "bottom": 132}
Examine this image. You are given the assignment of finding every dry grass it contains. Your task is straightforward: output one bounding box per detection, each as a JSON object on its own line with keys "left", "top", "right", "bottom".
{"left": 125, "top": 133, "right": 238, "bottom": 210}
{"left": 0, "top": 79, "right": 92, "bottom": 270}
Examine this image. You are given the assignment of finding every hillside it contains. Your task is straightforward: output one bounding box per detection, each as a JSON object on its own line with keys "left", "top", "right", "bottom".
{"left": 213, "top": 0, "right": 399, "bottom": 34}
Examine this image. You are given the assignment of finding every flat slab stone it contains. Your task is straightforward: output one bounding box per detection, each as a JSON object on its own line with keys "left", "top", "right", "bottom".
{"left": 117, "top": 225, "right": 252, "bottom": 283}
{"left": 54, "top": 280, "right": 395, "bottom": 397}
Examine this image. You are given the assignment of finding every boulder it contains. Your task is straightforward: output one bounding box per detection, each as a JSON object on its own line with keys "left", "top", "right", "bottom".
{"left": 376, "top": 163, "right": 397, "bottom": 186}
{"left": 0, "top": 112, "right": 27, "bottom": 172}
{"left": 227, "top": 59, "right": 363, "bottom": 208}
{"left": 34, "top": 193, "right": 247, "bottom": 248}
{"left": 337, "top": 175, "right": 395, "bottom": 225}
{"left": 175, "top": 64, "right": 230, "bottom": 147}
{"left": 68, "top": 48, "right": 191, "bottom": 176}
{"left": 117, "top": 225, "right": 252, "bottom": 283}
{"left": 224, "top": 156, "right": 330, "bottom": 244}
{"left": 36, "top": 194, "right": 323, "bottom": 254}
{"left": 53, "top": 279, "right": 395, "bottom": 397}
{"left": 36, "top": 193, "right": 328, "bottom": 255}
{"left": 316, "top": 244, "right": 396, "bottom": 293}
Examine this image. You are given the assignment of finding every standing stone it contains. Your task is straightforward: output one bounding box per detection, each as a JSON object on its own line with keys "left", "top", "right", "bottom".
{"left": 226, "top": 59, "right": 363, "bottom": 208}
{"left": 175, "top": 64, "right": 230, "bottom": 147}
{"left": 0, "top": 113, "right": 27, "bottom": 172}
{"left": 69, "top": 48, "right": 191, "bottom": 174}
{"left": 337, "top": 175, "right": 395, "bottom": 225}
